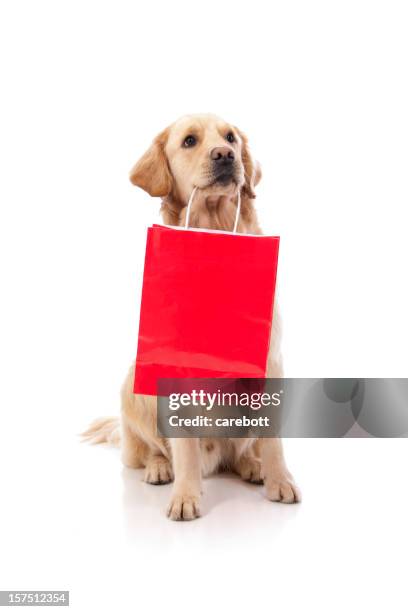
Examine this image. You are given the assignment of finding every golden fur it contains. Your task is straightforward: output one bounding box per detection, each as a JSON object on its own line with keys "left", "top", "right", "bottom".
{"left": 83, "top": 114, "right": 300, "bottom": 520}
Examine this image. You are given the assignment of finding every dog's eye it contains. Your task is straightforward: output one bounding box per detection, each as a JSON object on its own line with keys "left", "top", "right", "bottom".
{"left": 226, "top": 132, "right": 235, "bottom": 143}
{"left": 183, "top": 135, "right": 197, "bottom": 148}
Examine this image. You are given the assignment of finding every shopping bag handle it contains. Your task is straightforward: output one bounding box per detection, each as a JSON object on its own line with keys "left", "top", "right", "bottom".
{"left": 185, "top": 187, "right": 241, "bottom": 233}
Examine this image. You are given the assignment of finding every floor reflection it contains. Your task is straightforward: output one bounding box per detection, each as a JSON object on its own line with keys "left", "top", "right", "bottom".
{"left": 121, "top": 467, "right": 301, "bottom": 551}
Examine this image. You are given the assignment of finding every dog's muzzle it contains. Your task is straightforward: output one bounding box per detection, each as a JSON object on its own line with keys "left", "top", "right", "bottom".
{"left": 211, "top": 146, "right": 238, "bottom": 186}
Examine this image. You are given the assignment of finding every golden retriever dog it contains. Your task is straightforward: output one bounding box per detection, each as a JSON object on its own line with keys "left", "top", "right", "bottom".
{"left": 83, "top": 114, "right": 301, "bottom": 520}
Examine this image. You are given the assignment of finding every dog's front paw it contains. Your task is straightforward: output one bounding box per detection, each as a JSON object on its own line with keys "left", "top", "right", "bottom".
{"left": 144, "top": 456, "right": 173, "bottom": 485}
{"left": 265, "top": 473, "right": 301, "bottom": 504}
{"left": 167, "top": 492, "right": 201, "bottom": 521}
{"left": 236, "top": 456, "right": 264, "bottom": 484}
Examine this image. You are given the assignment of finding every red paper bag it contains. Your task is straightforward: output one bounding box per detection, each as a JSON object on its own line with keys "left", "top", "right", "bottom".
{"left": 133, "top": 198, "right": 279, "bottom": 395}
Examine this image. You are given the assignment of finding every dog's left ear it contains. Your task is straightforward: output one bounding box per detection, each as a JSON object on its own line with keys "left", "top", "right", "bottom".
{"left": 129, "top": 128, "right": 172, "bottom": 197}
{"left": 235, "top": 127, "right": 262, "bottom": 199}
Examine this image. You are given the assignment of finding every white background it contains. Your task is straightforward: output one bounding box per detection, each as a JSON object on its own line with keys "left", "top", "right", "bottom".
{"left": 1, "top": 1, "right": 407, "bottom": 610}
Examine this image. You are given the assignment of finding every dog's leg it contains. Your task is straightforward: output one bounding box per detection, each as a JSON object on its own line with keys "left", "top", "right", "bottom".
{"left": 259, "top": 438, "right": 301, "bottom": 503}
{"left": 167, "top": 438, "right": 202, "bottom": 520}
{"left": 122, "top": 412, "right": 172, "bottom": 483}
{"left": 262, "top": 307, "right": 300, "bottom": 502}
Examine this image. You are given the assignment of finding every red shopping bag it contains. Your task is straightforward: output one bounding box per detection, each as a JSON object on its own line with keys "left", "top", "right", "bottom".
{"left": 133, "top": 191, "right": 279, "bottom": 395}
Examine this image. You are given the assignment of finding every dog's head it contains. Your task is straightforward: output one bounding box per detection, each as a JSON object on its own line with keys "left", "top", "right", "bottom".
{"left": 129, "top": 114, "right": 261, "bottom": 204}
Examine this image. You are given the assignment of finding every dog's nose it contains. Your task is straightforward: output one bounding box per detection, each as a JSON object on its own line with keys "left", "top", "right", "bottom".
{"left": 211, "top": 147, "right": 235, "bottom": 162}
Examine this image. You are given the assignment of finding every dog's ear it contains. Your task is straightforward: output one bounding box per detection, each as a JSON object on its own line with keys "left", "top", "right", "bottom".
{"left": 235, "top": 127, "right": 262, "bottom": 199}
{"left": 129, "top": 128, "right": 172, "bottom": 197}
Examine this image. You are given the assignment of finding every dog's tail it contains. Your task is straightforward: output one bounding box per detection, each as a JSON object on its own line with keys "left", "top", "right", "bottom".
{"left": 81, "top": 417, "right": 121, "bottom": 447}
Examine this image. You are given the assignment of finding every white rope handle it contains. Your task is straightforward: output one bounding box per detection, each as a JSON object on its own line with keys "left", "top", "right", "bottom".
{"left": 184, "top": 186, "right": 197, "bottom": 230}
{"left": 184, "top": 187, "right": 241, "bottom": 234}
{"left": 232, "top": 189, "right": 241, "bottom": 233}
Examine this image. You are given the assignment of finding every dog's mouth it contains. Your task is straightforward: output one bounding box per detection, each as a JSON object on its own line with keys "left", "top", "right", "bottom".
{"left": 213, "top": 172, "right": 235, "bottom": 186}
{"left": 199, "top": 162, "right": 244, "bottom": 191}
{"left": 208, "top": 167, "right": 239, "bottom": 188}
